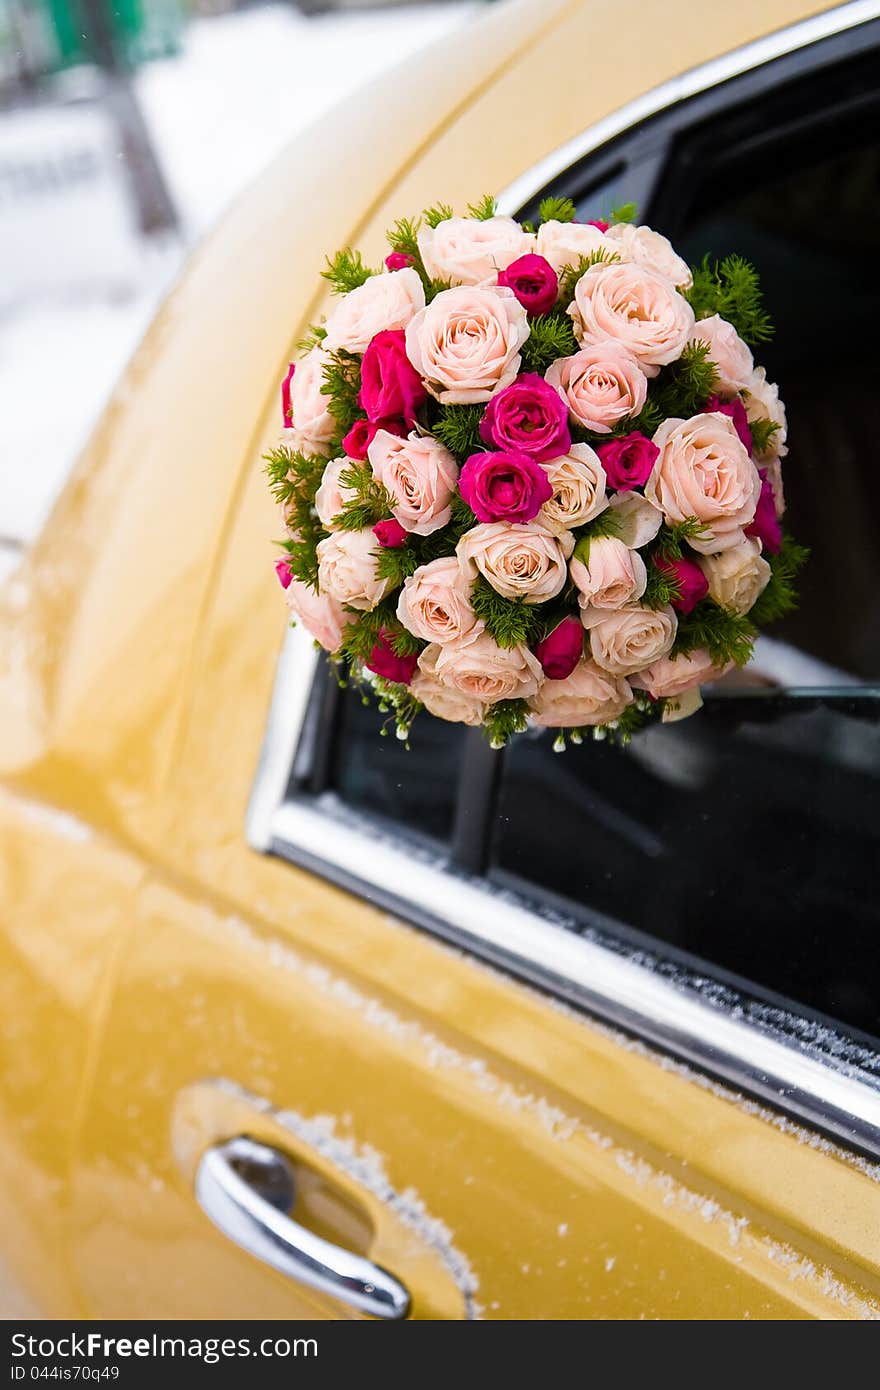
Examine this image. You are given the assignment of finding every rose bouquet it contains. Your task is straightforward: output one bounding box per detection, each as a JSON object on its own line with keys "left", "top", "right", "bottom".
{"left": 266, "top": 196, "right": 806, "bottom": 748}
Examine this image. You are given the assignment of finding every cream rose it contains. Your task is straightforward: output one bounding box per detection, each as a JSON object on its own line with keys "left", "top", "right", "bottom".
{"left": 646, "top": 413, "right": 761, "bottom": 554}
{"left": 582, "top": 604, "right": 677, "bottom": 676}
{"left": 688, "top": 314, "right": 753, "bottom": 394}
{"left": 417, "top": 215, "right": 534, "bottom": 286}
{"left": 631, "top": 648, "right": 732, "bottom": 699}
{"left": 538, "top": 444, "right": 608, "bottom": 532}
{"left": 285, "top": 578, "right": 351, "bottom": 653}
{"left": 744, "top": 367, "right": 788, "bottom": 458}
{"left": 316, "top": 528, "right": 393, "bottom": 611}
{"left": 420, "top": 632, "right": 543, "bottom": 705}
{"left": 605, "top": 222, "right": 692, "bottom": 289}
{"left": 535, "top": 219, "right": 609, "bottom": 275}
{"left": 457, "top": 521, "right": 574, "bottom": 604}
{"left": 288, "top": 347, "right": 336, "bottom": 452}
{"left": 571, "top": 536, "right": 647, "bottom": 610}
{"left": 569, "top": 262, "right": 695, "bottom": 376}
{"left": 699, "top": 538, "right": 771, "bottom": 615}
{"left": 314, "top": 456, "right": 357, "bottom": 530}
{"left": 323, "top": 267, "right": 425, "bottom": 353}
{"left": 405, "top": 285, "right": 530, "bottom": 405}
{"left": 545, "top": 342, "right": 647, "bottom": 433}
{"left": 397, "top": 556, "right": 482, "bottom": 645}
{"left": 368, "top": 429, "right": 458, "bottom": 535}
{"left": 607, "top": 490, "right": 663, "bottom": 548}
{"left": 764, "top": 457, "right": 786, "bottom": 517}
{"left": 529, "top": 658, "right": 633, "bottom": 728}
{"left": 410, "top": 663, "right": 487, "bottom": 726}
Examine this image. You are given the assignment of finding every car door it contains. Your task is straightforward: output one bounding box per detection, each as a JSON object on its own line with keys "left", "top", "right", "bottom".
{"left": 66, "top": 13, "right": 880, "bottom": 1320}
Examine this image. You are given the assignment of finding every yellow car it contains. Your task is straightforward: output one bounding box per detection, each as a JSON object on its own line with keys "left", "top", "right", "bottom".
{"left": 2, "top": 0, "right": 879, "bottom": 1321}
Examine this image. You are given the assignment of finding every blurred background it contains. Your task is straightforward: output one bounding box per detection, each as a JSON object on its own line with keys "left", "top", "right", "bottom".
{"left": 0, "top": 0, "right": 481, "bottom": 583}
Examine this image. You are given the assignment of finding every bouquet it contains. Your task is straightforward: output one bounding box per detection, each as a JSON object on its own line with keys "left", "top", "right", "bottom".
{"left": 266, "top": 196, "right": 806, "bottom": 749}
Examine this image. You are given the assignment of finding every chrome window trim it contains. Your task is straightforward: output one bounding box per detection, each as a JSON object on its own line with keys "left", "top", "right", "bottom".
{"left": 248, "top": 2, "right": 880, "bottom": 1158}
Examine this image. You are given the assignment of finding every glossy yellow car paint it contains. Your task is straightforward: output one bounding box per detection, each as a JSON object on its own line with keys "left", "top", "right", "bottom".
{"left": 1, "top": 0, "right": 879, "bottom": 1320}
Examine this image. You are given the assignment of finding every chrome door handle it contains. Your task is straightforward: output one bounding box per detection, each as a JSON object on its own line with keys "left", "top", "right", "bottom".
{"left": 195, "top": 1136, "right": 410, "bottom": 1320}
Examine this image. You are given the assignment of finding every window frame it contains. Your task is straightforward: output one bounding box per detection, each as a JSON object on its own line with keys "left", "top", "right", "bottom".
{"left": 248, "top": 2, "right": 880, "bottom": 1160}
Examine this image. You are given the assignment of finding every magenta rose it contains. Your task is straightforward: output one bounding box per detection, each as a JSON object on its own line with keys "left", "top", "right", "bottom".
{"left": 479, "top": 373, "right": 571, "bottom": 461}
{"left": 497, "top": 254, "right": 559, "bottom": 317}
{"left": 385, "top": 252, "right": 414, "bottom": 271}
{"left": 587, "top": 218, "right": 610, "bottom": 232}
{"left": 281, "top": 362, "right": 295, "bottom": 427}
{"left": 342, "top": 416, "right": 405, "bottom": 460}
{"left": 596, "top": 432, "right": 659, "bottom": 491}
{"left": 365, "top": 629, "right": 419, "bottom": 685}
{"left": 653, "top": 554, "right": 709, "bottom": 615}
{"left": 705, "top": 395, "right": 753, "bottom": 453}
{"left": 274, "top": 557, "right": 293, "bottom": 589}
{"left": 358, "top": 329, "right": 426, "bottom": 425}
{"left": 534, "top": 616, "right": 583, "bottom": 680}
{"left": 459, "top": 449, "right": 554, "bottom": 524}
{"left": 373, "top": 518, "right": 409, "bottom": 548}
{"left": 745, "top": 469, "right": 782, "bottom": 553}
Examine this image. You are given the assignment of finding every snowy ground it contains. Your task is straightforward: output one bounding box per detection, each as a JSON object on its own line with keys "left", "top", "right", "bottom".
{"left": 0, "top": 2, "right": 477, "bottom": 583}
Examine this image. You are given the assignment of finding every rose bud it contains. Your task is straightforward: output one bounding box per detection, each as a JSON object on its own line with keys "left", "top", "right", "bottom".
{"left": 358, "top": 328, "right": 426, "bottom": 425}
{"left": 497, "top": 253, "right": 559, "bottom": 317}
{"left": 653, "top": 554, "right": 709, "bottom": 615}
{"left": 745, "top": 469, "right": 783, "bottom": 554}
{"left": 281, "top": 362, "right": 296, "bottom": 426}
{"left": 596, "top": 432, "right": 659, "bottom": 491}
{"left": 342, "top": 416, "right": 406, "bottom": 460}
{"left": 373, "top": 518, "right": 409, "bottom": 548}
{"left": 274, "top": 557, "right": 293, "bottom": 589}
{"left": 480, "top": 373, "right": 571, "bottom": 460}
{"left": 459, "top": 449, "right": 553, "bottom": 525}
{"left": 587, "top": 218, "right": 610, "bottom": 232}
{"left": 705, "top": 394, "right": 753, "bottom": 453}
{"left": 365, "top": 628, "right": 419, "bottom": 685}
{"left": 534, "top": 616, "right": 584, "bottom": 680}
{"left": 385, "top": 252, "right": 415, "bottom": 271}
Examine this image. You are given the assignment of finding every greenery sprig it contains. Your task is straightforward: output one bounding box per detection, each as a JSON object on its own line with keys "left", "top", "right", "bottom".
{"left": 674, "top": 599, "right": 756, "bottom": 668}
{"left": 519, "top": 310, "right": 578, "bottom": 375}
{"left": 749, "top": 534, "right": 809, "bottom": 626}
{"left": 687, "top": 253, "right": 773, "bottom": 346}
{"left": 484, "top": 698, "right": 531, "bottom": 748}
{"left": 470, "top": 576, "right": 544, "bottom": 649}
{"left": 322, "top": 248, "right": 375, "bottom": 296}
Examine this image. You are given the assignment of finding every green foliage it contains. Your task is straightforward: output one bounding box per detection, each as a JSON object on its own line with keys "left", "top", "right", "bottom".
{"left": 425, "top": 277, "right": 453, "bottom": 302}
{"left": 263, "top": 443, "right": 327, "bottom": 589}
{"left": 337, "top": 597, "right": 398, "bottom": 665}
{"left": 371, "top": 677, "right": 423, "bottom": 738}
{"left": 320, "top": 349, "right": 361, "bottom": 436}
{"left": 674, "top": 599, "right": 756, "bottom": 668}
{"left": 483, "top": 698, "right": 530, "bottom": 748}
{"left": 321, "top": 247, "right": 374, "bottom": 295}
{"left": 537, "top": 195, "right": 577, "bottom": 225}
{"left": 470, "top": 576, "right": 544, "bottom": 649}
{"left": 467, "top": 194, "right": 498, "bottom": 221}
{"left": 654, "top": 518, "right": 710, "bottom": 561}
{"left": 642, "top": 558, "right": 681, "bottom": 610}
{"left": 430, "top": 403, "right": 485, "bottom": 460}
{"left": 374, "top": 542, "right": 420, "bottom": 587}
{"left": 423, "top": 201, "right": 455, "bottom": 229}
{"left": 687, "top": 254, "right": 773, "bottom": 346}
{"left": 634, "top": 342, "right": 719, "bottom": 433}
{"left": 296, "top": 323, "right": 327, "bottom": 355}
{"left": 748, "top": 534, "right": 810, "bottom": 626}
{"left": 334, "top": 461, "right": 394, "bottom": 531}
{"left": 610, "top": 202, "right": 637, "bottom": 224}
{"left": 386, "top": 215, "right": 421, "bottom": 261}
{"left": 557, "top": 248, "right": 619, "bottom": 305}
{"left": 748, "top": 417, "right": 780, "bottom": 456}
{"left": 519, "top": 309, "right": 578, "bottom": 375}
{"left": 571, "top": 508, "right": 623, "bottom": 565}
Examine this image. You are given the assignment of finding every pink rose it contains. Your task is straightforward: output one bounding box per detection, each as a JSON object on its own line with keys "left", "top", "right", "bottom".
{"left": 368, "top": 429, "right": 459, "bottom": 536}
{"left": 744, "top": 367, "right": 788, "bottom": 458}
{"left": 545, "top": 342, "right": 648, "bottom": 433}
{"left": 405, "top": 285, "right": 530, "bottom": 405}
{"left": 689, "top": 315, "right": 753, "bottom": 394}
{"left": 365, "top": 629, "right": 419, "bottom": 685}
{"left": 704, "top": 395, "right": 752, "bottom": 452}
{"left": 497, "top": 254, "right": 559, "bottom": 316}
{"left": 457, "top": 521, "right": 574, "bottom": 603}
{"left": 529, "top": 658, "right": 633, "bottom": 728}
{"left": 745, "top": 469, "right": 782, "bottom": 553}
{"left": 397, "top": 556, "right": 482, "bottom": 645}
{"left": 606, "top": 223, "right": 693, "bottom": 289}
{"left": 281, "top": 362, "right": 295, "bottom": 427}
{"left": 274, "top": 558, "right": 293, "bottom": 589}
{"left": 631, "top": 648, "right": 732, "bottom": 699}
{"left": 323, "top": 268, "right": 425, "bottom": 354}
{"left": 314, "top": 456, "right": 357, "bottom": 530}
{"left": 699, "top": 538, "right": 771, "bottom": 616}
{"left": 763, "top": 457, "right": 785, "bottom": 518}
{"left": 284, "top": 578, "right": 352, "bottom": 653}
{"left": 539, "top": 444, "right": 608, "bottom": 532}
{"left": 479, "top": 374, "right": 571, "bottom": 461}
{"left": 535, "top": 219, "right": 609, "bottom": 275}
{"left": 373, "top": 518, "right": 408, "bottom": 548}
{"left": 385, "top": 252, "right": 414, "bottom": 271}
{"left": 569, "top": 262, "right": 694, "bottom": 376}
{"left": 342, "top": 416, "right": 405, "bottom": 460}
{"left": 534, "top": 616, "right": 583, "bottom": 680}
{"left": 646, "top": 413, "right": 761, "bottom": 554}
{"left": 316, "top": 528, "right": 393, "bottom": 611}
{"left": 288, "top": 347, "right": 336, "bottom": 452}
{"left": 582, "top": 604, "right": 677, "bottom": 675}
{"left": 358, "top": 329, "right": 426, "bottom": 424}
{"left": 411, "top": 665, "right": 487, "bottom": 726}
{"left": 417, "top": 215, "right": 534, "bottom": 286}
{"left": 459, "top": 450, "right": 553, "bottom": 525}
{"left": 596, "top": 432, "right": 658, "bottom": 491}
{"left": 653, "top": 555, "right": 708, "bottom": 615}
{"left": 571, "top": 535, "right": 647, "bottom": 610}
{"left": 420, "top": 632, "right": 543, "bottom": 705}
